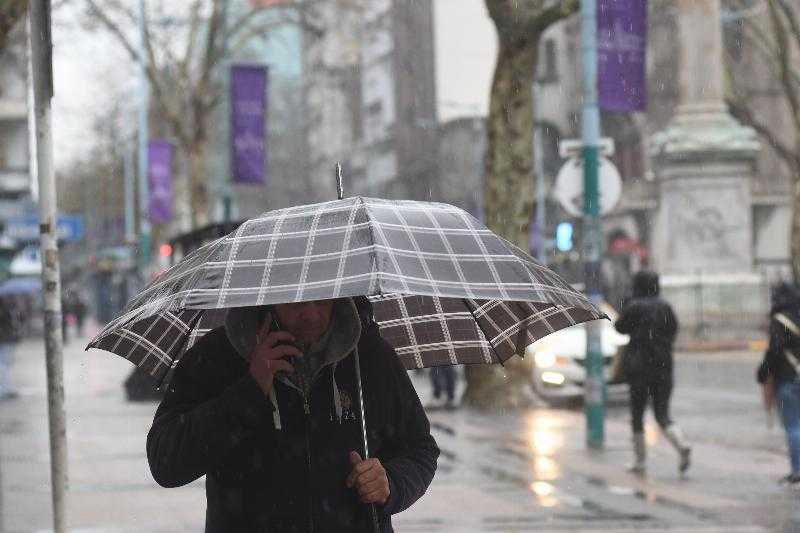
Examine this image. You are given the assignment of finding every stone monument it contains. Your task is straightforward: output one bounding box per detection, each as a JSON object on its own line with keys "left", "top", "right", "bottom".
{"left": 650, "top": 0, "right": 761, "bottom": 340}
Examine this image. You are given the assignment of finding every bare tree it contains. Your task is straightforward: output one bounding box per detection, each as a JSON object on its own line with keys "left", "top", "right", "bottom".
{"left": 81, "top": 0, "right": 331, "bottom": 229}
{"left": 461, "top": 0, "right": 579, "bottom": 408}
{"left": 726, "top": 0, "right": 800, "bottom": 280}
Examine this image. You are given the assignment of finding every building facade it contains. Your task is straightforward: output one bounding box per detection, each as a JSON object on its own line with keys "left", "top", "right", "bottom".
{"left": 302, "top": 0, "right": 438, "bottom": 201}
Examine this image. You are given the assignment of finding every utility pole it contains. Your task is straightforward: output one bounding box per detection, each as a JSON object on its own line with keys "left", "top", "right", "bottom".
{"left": 28, "top": 0, "right": 67, "bottom": 530}
{"left": 137, "top": 0, "right": 151, "bottom": 281}
{"left": 581, "top": 0, "right": 605, "bottom": 449}
{"left": 533, "top": 81, "right": 547, "bottom": 265}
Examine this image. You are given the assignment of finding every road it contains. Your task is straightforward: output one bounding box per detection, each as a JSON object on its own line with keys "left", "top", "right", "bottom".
{"left": 0, "top": 327, "right": 795, "bottom": 532}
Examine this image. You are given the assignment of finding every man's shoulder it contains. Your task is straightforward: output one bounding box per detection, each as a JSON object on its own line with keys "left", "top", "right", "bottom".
{"left": 178, "top": 326, "right": 241, "bottom": 373}
{"left": 358, "top": 323, "right": 394, "bottom": 357}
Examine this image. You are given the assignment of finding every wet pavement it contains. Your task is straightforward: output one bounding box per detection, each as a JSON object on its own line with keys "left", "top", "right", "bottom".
{"left": 0, "top": 324, "right": 796, "bottom": 532}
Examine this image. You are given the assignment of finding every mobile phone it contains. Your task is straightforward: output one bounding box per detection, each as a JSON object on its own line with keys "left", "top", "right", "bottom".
{"left": 269, "top": 314, "right": 304, "bottom": 367}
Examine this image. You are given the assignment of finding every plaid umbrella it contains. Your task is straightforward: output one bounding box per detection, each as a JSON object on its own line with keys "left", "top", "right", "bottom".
{"left": 87, "top": 196, "right": 604, "bottom": 384}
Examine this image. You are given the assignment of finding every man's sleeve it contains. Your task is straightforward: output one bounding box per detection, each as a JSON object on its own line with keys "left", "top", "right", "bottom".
{"left": 758, "top": 317, "right": 788, "bottom": 384}
{"left": 375, "top": 339, "right": 440, "bottom": 516}
{"left": 146, "top": 339, "right": 276, "bottom": 488}
{"left": 614, "top": 303, "right": 639, "bottom": 335}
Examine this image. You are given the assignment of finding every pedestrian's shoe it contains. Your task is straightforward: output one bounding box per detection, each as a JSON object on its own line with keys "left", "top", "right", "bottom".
{"left": 664, "top": 425, "right": 691, "bottom": 475}
{"left": 444, "top": 398, "right": 457, "bottom": 410}
{"left": 627, "top": 432, "right": 646, "bottom": 475}
{"left": 0, "top": 390, "right": 19, "bottom": 401}
{"left": 779, "top": 473, "right": 800, "bottom": 486}
{"left": 679, "top": 447, "right": 691, "bottom": 475}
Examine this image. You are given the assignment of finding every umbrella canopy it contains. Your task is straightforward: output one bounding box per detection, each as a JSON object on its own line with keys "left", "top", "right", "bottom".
{"left": 88, "top": 197, "right": 604, "bottom": 384}
{"left": 0, "top": 276, "right": 42, "bottom": 297}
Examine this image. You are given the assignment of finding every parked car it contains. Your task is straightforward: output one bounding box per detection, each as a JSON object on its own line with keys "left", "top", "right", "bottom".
{"left": 527, "top": 302, "right": 629, "bottom": 404}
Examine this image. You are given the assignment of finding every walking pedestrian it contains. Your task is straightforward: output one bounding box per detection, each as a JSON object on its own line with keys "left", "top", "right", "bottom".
{"left": 147, "top": 297, "right": 439, "bottom": 532}
{"left": 0, "top": 296, "right": 21, "bottom": 400}
{"left": 757, "top": 282, "right": 800, "bottom": 486}
{"left": 430, "top": 366, "right": 457, "bottom": 409}
{"left": 615, "top": 271, "right": 691, "bottom": 476}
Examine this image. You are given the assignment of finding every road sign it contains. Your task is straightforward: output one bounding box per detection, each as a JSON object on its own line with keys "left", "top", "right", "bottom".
{"left": 6, "top": 215, "right": 84, "bottom": 242}
{"left": 558, "top": 137, "right": 615, "bottom": 159}
{"left": 552, "top": 156, "right": 622, "bottom": 217}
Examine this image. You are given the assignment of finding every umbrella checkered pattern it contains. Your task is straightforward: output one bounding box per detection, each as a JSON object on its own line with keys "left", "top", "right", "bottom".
{"left": 88, "top": 197, "right": 604, "bottom": 384}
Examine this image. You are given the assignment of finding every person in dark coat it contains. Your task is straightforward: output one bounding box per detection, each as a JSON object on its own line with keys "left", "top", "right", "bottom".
{"left": 0, "top": 296, "right": 20, "bottom": 400}
{"left": 757, "top": 282, "right": 800, "bottom": 485}
{"left": 147, "top": 297, "right": 439, "bottom": 532}
{"left": 615, "top": 271, "right": 690, "bottom": 475}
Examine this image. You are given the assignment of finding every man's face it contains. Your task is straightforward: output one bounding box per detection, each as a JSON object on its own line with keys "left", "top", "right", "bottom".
{"left": 273, "top": 300, "right": 334, "bottom": 346}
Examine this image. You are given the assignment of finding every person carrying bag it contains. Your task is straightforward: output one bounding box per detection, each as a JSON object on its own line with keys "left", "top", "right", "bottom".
{"left": 757, "top": 282, "right": 800, "bottom": 486}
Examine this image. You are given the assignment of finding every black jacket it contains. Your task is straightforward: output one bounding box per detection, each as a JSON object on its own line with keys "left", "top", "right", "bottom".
{"left": 146, "top": 320, "right": 439, "bottom": 532}
{"left": 614, "top": 271, "right": 678, "bottom": 383}
{"left": 758, "top": 283, "right": 800, "bottom": 385}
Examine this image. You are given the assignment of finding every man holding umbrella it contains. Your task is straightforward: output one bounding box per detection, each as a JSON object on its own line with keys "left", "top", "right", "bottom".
{"left": 146, "top": 296, "right": 439, "bottom": 532}
{"left": 91, "top": 196, "right": 603, "bottom": 531}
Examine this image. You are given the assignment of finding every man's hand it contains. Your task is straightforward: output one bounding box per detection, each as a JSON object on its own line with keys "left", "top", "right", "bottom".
{"left": 248, "top": 319, "right": 302, "bottom": 396}
{"left": 346, "top": 451, "right": 390, "bottom": 505}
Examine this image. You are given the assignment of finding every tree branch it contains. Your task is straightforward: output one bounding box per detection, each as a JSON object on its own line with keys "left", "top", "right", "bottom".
{"left": 83, "top": 0, "right": 187, "bottom": 145}
{"left": 181, "top": 0, "right": 203, "bottom": 86}
{"left": 728, "top": 97, "right": 800, "bottom": 170}
{"left": 530, "top": 0, "right": 579, "bottom": 35}
{"left": 776, "top": 0, "right": 800, "bottom": 57}
{"left": 0, "top": 0, "right": 28, "bottom": 54}
{"left": 768, "top": 0, "right": 800, "bottom": 135}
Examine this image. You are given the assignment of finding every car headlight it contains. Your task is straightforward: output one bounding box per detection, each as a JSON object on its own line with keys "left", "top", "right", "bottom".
{"left": 535, "top": 350, "right": 556, "bottom": 368}
{"left": 541, "top": 371, "right": 566, "bottom": 385}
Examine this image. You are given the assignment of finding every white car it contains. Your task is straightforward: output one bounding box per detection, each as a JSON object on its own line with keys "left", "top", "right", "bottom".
{"left": 527, "top": 303, "right": 629, "bottom": 404}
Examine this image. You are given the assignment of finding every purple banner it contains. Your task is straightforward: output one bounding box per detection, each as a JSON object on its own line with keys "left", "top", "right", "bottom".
{"left": 231, "top": 65, "right": 268, "bottom": 185}
{"left": 148, "top": 140, "right": 174, "bottom": 224}
{"left": 598, "top": 0, "right": 647, "bottom": 112}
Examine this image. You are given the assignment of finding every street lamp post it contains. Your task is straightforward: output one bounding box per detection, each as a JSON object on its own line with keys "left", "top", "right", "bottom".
{"left": 137, "top": 0, "right": 151, "bottom": 281}
{"left": 28, "top": 0, "right": 68, "bottom": 530}
{"left": 581, "top": 0, "right": 606, "bottom": 449}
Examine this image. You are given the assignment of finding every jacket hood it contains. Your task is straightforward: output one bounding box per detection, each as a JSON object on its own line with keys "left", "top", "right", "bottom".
{"left": 771, "top": 282, "right": 800, "bottom": 314}
{"left": 224, "top": 298, "right": 363, "bottom": 365}
{"left": 632, "top": 271, "right": 660, "bottom": 298}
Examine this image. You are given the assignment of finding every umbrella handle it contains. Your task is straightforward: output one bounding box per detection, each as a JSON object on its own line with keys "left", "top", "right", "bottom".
{"left": 353, "top": 346, "right": 380, "bottom": 533}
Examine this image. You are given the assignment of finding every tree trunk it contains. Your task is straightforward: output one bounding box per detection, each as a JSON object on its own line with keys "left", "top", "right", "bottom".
{"left": 188, "top": 140, "right": 210, "bottom": 229}
{"left": 792, "top": 170, "right": 800, "bottom": 283}
{"left": 461, "top": 37, "right": 539, "bottom": 409}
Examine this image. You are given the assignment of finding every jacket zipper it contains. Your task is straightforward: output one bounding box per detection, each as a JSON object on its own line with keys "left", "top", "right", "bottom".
{"left": 304, "top": 392, "right": 314, "bottom": 533}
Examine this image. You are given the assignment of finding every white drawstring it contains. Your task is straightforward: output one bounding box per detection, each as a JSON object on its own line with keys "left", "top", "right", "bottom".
{"left": 332, "top": 362, "right": 342, "bottom": 424}
{"left": 269, "top": 387, "right": 282, "bottom": 430}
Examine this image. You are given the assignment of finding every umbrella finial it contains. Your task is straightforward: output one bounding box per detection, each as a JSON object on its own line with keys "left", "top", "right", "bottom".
{"left": 335, "top": 163, "right": 344, "bottom": 200}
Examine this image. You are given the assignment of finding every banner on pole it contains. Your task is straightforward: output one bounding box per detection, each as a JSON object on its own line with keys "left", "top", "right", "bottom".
{"left": 231, "top": 64, "right": 268, "bottom": 185}
{"left": 148, "top": 140, "right": 174, "bottom": 224}
{"left": 597, "top": 0, "right": 647, "bottom": 112}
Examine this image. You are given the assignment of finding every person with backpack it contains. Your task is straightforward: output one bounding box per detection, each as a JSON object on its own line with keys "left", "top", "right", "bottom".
{"left": 615, "top": 270, "right": 691, "bottom": 476}
{"left": 757, "top": 282, "right": 800, "bottom": 486}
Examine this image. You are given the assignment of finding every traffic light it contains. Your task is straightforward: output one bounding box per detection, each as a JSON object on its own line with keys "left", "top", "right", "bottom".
{"left": 556, "top": 222, "right": 574, "bottom": 252}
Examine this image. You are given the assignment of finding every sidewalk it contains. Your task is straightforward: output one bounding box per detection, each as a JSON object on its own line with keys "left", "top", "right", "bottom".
{"left": 0, "top": 328, "right": 793, "bottom": 532}
{"left": 400, "top": 367, "right": 790, "bottom": 533}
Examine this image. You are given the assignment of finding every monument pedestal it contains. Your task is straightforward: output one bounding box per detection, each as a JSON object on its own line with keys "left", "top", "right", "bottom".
{"left": 650, "top": 112, "right": 761, "bottom": 342}
{"left": 646, "top": 0, "right": 764, "bottom": 342}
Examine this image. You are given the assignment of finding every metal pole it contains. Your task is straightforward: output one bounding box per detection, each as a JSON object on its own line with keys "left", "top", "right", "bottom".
{"left": 581, "top": 0, "right": 605, "bottom": 450}
{"left": 124, "top": 140, "right": 136, "bottom": 245}
{"left": 335, "top": 163, "right": 378, "bottom": 532}
{"left": 335, "top": 162, "right": 344, "bottom": 200}
{"left": 533, "top": 82, "right": 547, "bottom": 265}
{"left": 28, "top": 1, "right": 67, "bottom": 530}
{"left": 137, "top": 0, "right": 151, "bottom": 282}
